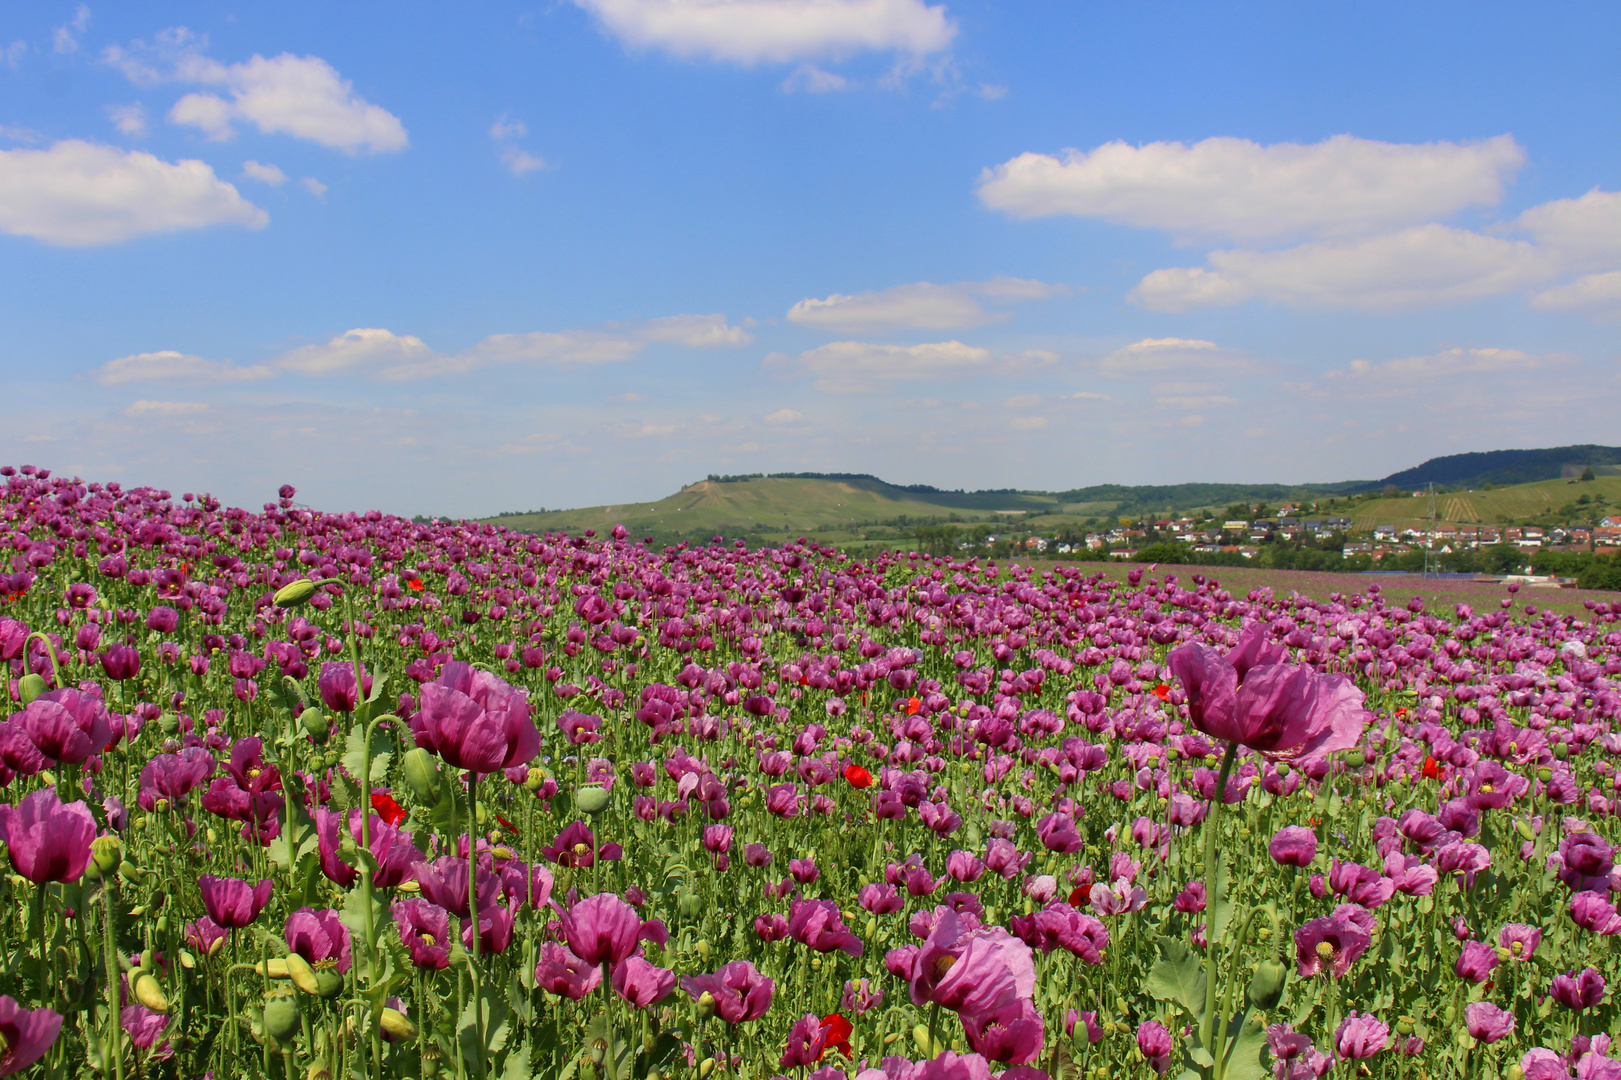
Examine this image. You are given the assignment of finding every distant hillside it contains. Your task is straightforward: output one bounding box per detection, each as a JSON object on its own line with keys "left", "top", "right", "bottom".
{"left": 1373, "top": 445, "right": 1621, "bottom": 491}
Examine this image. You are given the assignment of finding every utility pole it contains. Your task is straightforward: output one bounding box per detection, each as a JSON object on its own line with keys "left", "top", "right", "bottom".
{"left": 1423, "top": 482, "right": 1442, "bottom": 578}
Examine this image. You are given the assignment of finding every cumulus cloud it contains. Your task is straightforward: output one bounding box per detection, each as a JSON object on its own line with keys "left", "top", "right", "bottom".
{"left": 571, "top": 0, "right": 955, "bottom": 64}
{"left": 0, "top": 140, "right": 267, "bottom": 245}
{"left": 765, "top": 338, "right": 1055, "bottom": 392}
{"left": 781, "top": 63, "right": 850, "bottom": 92}
{"left": 1009, "top": 415, "right": 1047, "bottom": 430}
{"left": 787, "top": 276, "right": 1066, "bottom": 333}
{"left": 109, "top": 104, "right": 147, "bottom": 137}
{"left": 1096, "top": 337, "right": 1251, "bottom": 378}
{"left": 54, "top": 5, "right": 91, "bottom": 54}
{"left": 976, "top": 134, "right": 1524, "bottom": 244}
{"left": 241, "top": 160, "right": 287, "bottom": 185}
{"left": 763, "top": 408, "right": 805, "bottom": 424}
{"left": 1530, "top": 271, "right": 1621, "bottom": 317}
{"left": 2, "top": 41, "right": 25, "bottom": 69}
{"left": 299, "top": 177, "right": 327, "bottom": 199}
{"left": 1130, "top": 225, "right": 1556, "bottom": 311}
{"left": 105, "top": 33, "right": 406, "bottom": 154}
{"left": 95, "top": 350, "right": 275, "bottom": 385}
{"left": 1515, "top": 188, "right": 1621, "bottom": 270}
{"left": 124, "top": 400, "right": 208, "bottom": 416}
{"left": 277, "top": 328, "right": 437, "bottom": 376}
{"left": 1323, "top": 347, "right": 1567, "bottom": 390}
{"left": 490, "top": 113, "right": 548, "bottom": 175}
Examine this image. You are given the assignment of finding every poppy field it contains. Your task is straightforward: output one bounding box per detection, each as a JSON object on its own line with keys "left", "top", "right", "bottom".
{"left": 2, "top": 464, "right": 1620, "bottom": 1080}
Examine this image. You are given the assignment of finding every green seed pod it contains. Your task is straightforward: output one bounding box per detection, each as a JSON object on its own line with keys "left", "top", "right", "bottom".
{"left": 314, "top": 970, "right": 346, "bottom": 999}
{"left": 263, "top": 992, "right": 301, "bottom": 1041}
{"left": 1343, "top": 751, "right": 1366, "bottom": 769}
{"left": 274, "top": 579, "right": 318, "bottom": 608}
{"left": 132, "top": 972, "right": 170, "bottom": 1014}
{"left": 300, "top": 711, "right": 332, "bottom": 744}
{"left": 524, "top": 770, "right": 549, "bottom": 791}
{"left": 402, "top": 748, "right": 446, "bottom": 808}
{"left": 1553, "top": 742, "right": 1569, "bottom": 760}
{"left": 1274, "top": 762, "right": 1292, "bottom": 777}
{"left": 1246, "top": 958, "right": 1288, "bottom": 1011}
{"left": 91, "top": 836, "right": 123, "bottom": 876}
{"left": 159, "top": 712, "right": 181, "bottom": 736}
{"left": 379, "top": 1008, "right": 416, "bottom": 1040}
{"left": 18, "top": 673, "right": 47, "bottom": 706}
{"left": 678, "top": 892, "right": 703, "bottom": 921}
{"left": 698, "top": 1060, "right": 716, "bottom": 1080}
{"left": 1395, "top": 1016, "right": 1416, "bottom": 1037}
{"left": 284, "top": 953, "right": 321, "bottom": 996}
{"left": 1539, "top": 767, "right": 1554, "bottom": 783}
{"left": 576, "top": 785, "right": 611, "bottom": 815}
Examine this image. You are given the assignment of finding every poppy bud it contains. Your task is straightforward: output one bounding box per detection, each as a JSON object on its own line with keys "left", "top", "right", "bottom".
{"left": 119, "top": 861, "right": 141, "bottom": 884}
{"left": 300, "top": 712, "right": 331, "bottom": 744}
{"left": 263, "top": 992, "right": 301, "bottom": 1041}
{"left": 1507, "top": 1066, "right": 1526, "bottom": 1080}
{"left": 274, "top": 580, "right": 318, "bottom": 608}
{"left": 402, "top": 748, "right": 446, "bottom": 807}
{"left": 159, "top": 713, "right": 181, "bottom": 736}
{"left": 576, "top": 785, "right": 610, "bottom": 815}
{"left": 678, "top": 892, "right": 703, "bottom": 921}
{"left": 1247, "top": 958, "right": 1287, "bottom": 1010}
{"left": 379, "top": 1008, "right": 416, "bottom": 1040}
{"left": 284, "top": 954, "right": 321, "bottom": 996}
{"left": 180, "top": 951, "right": 196, "bottom": 970}
{"left": 1553, "top": 742, "right": 1569, "bottom": 760}
{"left": 255, "top": 958, "right": 292, "bottom": 979}
{"left": 18, "top": 673, "right": 46, "bottom": 705}
{"left": 695, "top": 991, "right": 717, "bottom": 1021}
{"left": 912, "top": 1024, "right": 943, "bottom": 1058}
{"left": 694, "top": 937, "right": 711, "bottom": 962}
{"left": 698, "top": 1060, "right": 716, "bottom": 1080}
{"left": 1515, "top": 819, "right": 1536, "bottom": 842}
{"left": 132, "top": 972, "right": 170, "bottom": 1014}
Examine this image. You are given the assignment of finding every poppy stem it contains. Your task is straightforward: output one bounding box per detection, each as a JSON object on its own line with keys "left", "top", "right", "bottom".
{"left": 1199, "top": 741, "right": 1239, "bottom": 1075}
{"left": 467, "top": 771, "right": 486, "bottom": 1080}
{"left": 101, "top": 875, "right": 126, "bottom": 1080}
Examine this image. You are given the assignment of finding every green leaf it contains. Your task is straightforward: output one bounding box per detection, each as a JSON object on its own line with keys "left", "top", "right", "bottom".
{"left": 1206, "top": 860, "right": 1233, "bottom": 946}
{"left": 337, "top": 886, "right": 388, "bottom": 983}
{"left": 501, "top": 1039, "right": 535, "bottom": 1080}
{"left": 633, "top": 1034, "right": 685, "bottom": 1080}
{"left": 1147, "top": 942, "right": 1208, "bottom": 1019}
{"left": 341, "top": 725, "right": 395, "bottom": 784}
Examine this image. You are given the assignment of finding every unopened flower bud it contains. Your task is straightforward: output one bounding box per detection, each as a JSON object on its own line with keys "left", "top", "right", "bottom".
{"left": 1553, "top": 742, "right": 1569, "bottom": 760}
{"left": 132, "top": 972, "right": 170, "bottom": 1014}
{"left": 91, "top": 837, "right": 124, "bottom": 875}
{"left": 1515, "top": 819, "right": 1536, "bottom": 842}
{"left": 300, "top": 711, "right": 332, "bottom": 744}
{"left": 402, "top": 748, "right": 445, "bottom": 808}
{"left": 695, "top": 991, "right": 717, "bottom": 1021}
{"left": 1247, "top": 958, "right": 1287, "bottom": 1011}
{"left": 379, "top": 1008, "right": 416, "bottom": 1040}
{"left": 18, "top": 673, "right": 46, "bottom": 705}
{"left": 274, "top": 579, "right": 318, "bottom": 608}
{"left": 698, "top": 1059, "right": 716, "bottom": 1080}
{"left": 284, "top": 954, "right": 321, "bottom": 996}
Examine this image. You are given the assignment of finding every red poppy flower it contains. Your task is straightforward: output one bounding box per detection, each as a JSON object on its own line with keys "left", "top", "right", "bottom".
{"left": 904, "top": 696, "right": 921, "bottom": 716}
{"left": 406, "top": 579, "right": 425, "bottom": 592}
{"left": 818, "top": 1014, "right": 853, "bottom": 1059}
{"left": 844, "top": 764, "right": 873, "bottom": 789}
{"left": 1395, "top": 707, "right": 1409, "bottom": 719}
{"left": 370, "top": 792, "right": 406, "bottom": 827}
{"left": 1151, "top": 683, "right": 1171, "bottom": 701}
{"left": 1069, "top": 884, "right": 1092, "bottom": 906}
{"left": 1421, "top": 756, "right": 1441, "bottom": 780}
{"left": 179, "top": 562, "right": 192, "bottom": 575}
{"left": 495, "top": 814, "right": 519, "bottom": 835}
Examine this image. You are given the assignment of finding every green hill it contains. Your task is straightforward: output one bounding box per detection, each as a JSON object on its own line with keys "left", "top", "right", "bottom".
{"left": 1370, "top": 445, "right": 1621, "bottom": 490}
{"left": 1340, "top": 475, "right": 1621, "bottom": 531}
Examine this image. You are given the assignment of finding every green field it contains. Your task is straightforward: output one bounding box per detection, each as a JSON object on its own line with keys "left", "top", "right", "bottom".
{"left": 1338, "top": 476, "right": 1621, "bottom": 531}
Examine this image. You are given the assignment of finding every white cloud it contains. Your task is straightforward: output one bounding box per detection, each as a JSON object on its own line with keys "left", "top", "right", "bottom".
{"left": 0, "top": 125, "right": 45, "bottom": 144}
{"left": 1516, "top": 188, "right": 1621, "bottom": 270}
{"left": 571, "top": 0, "right": 955, "bottom": 64}
{"left": 1096, "top": 337, "right": 1251, "bottom": 378}
{"left": 278, "top": 328, "right": 436, "bottom": 376}
{"left": 54, "top": 5, "right": 91, "bottom": 54}
{"left": 299, "top": 177, "right": 327, "bottom": 199}
{"left": 0, "top": 140, "right": 267, "bottom": 246}
{"left": 95, "top": 350, "right": 275, "bottom": 385}
{"left": 1009, "top": 415, "right": 1046, "bottom": 430}
{"left": 2, "top": 41, "right": 26, "bottom": 68}
{"left": 241, "top": 160, "right": 287, "bottom": 186}
{"left": 977, "top": 134, "right": 1524, "bottom": 244}
{"left": 124, "top": 400, "right": 208, "bottom": 416}
{"left": 763, "top": 408, "right": 804, "bottom": 424}
{"left": 124, "top": 43, "right": 408, "bottom": 153}
{"left": 1130, "top": 225, "right": 1556, "bottom": 311}
{"left": 501, "top": 148, "right": 548, "bottom": 175}
{"left": 764, "top": 339, "right": 1056, "bottom": 392}
{"left": 1324, "top": 347, "right": 1564, "bottom": 387}
{"left": 1530, "top": 271, "right": 1621, "bottom": 317}
{"left": 787, "top": 276, "right": 1066, "bottom": 333}
{"left": 489, "top": 114, "right": 527, "bottom": 141}
{"left": 1002, "top": 393, "right": 1040, "bottom": 408}
{"left": 109, "top": 104, "right": 147, "bottom": 137}
{"left": 1155, "top": 393, "right": 1236, "bottom": 409}
{"left": 781, "top": 63, "right": 849, "bottom": 93}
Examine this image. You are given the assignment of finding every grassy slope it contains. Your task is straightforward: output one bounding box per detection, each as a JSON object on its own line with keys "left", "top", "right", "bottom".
{"left": 1341, "top": 477, "right": 1621, "bottom": 531}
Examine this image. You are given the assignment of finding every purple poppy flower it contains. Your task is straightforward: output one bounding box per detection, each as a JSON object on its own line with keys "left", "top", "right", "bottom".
{"left": 612, "top": 956, "right": 676, "bottom": 1007}
{"left": 541, "top": 820, "right": 620, "bottom": 868}
{"left": 554, "top": 892, "right": 668, "bottom": 969}
{"left": 1455, "top": 940, "right": 1499, "bottom": 983}
{"left": 1519, "top": 1047, "right": 1573, "bottom": 1080}
{"left": 1499, "top": 922, "right": 1542, "bottom": 961}
{"left": 184, "top": 917, "right": 229, "bottom": 957}
{"left": 22, "top": 687, "right": 113, "bottom": 765}
{"left": 842, "top": 978, "right": 883, "bottom": 1016}
{"left": 787, "top": 898, "right": 865, "bottom": 956}
{"left": 1008, "top": 903, "right": 1109, "bottom": 963}
{"left": 904, "top": 908, "right": 1034, "bottom": 1018}
{"left": 410, "top": 856, "right": 498, "bottom": 920}
{"left": 779, "top": 1013, "right": 830, "bottom": 1069}
{"left": 1136, "top": 1021, "right": 1174, "bottom": 1076}
{"left": 315, "top": 809, "right": 419, "bottom": 889}
{"left": 1168, "top": 625, "right": 1369, "bottom": 767}
{"left": 136, "top": 747, "right": 217, "bottom": 811}
{"left": 946, "top": 849, "right": 986, "bottom": 882}
{"left": 0, "top": 995, "right": 64, "bottom": 1076}
{"left": 1551, "top": 968, "right": 1605, "bottom": 1011}
{"left": 411, "top": 661, "right": 540, "bottom": 775}
{"left": 392, "top": 899, "right": 451, "bottom": 970}
{"left": 1035, "top": 813, "right": 1082, "bottom": 854}
{"left": 534, "top": 941, "right": 603, "bottom": 998}
{"left": 1335, "top": 1012, "right": 1388, "bottom": 1058}
{"left": 1558, "top": 832, "right": 1614, "bottom": 892}
{"left": 145, "top": 606, "right": 179, "bottom": 633}
{"left": 317, "top": 661, "right": 372, "bottom": 713}
{"left": 0, "top": 789, "right": 96, "bottom": 884}
{"left": 198, "top": 876, "right": 272, "bottom": 929}
{"left": 285, "top": 907, "right": 352, "bottom": 974}
{"left": 99, "top": 644, "right": 141, "bottom": 682}
{"left": 1568, "top": 891, "right": 1621, "bottom": 935}
{"left": 682, "top": 960, "right": 774, "bottom": 1023}
{"left": 1295, "top": 907, "right": 1372, "bottom": 978}
{"left": 463, "top": 899, "right": 516, "bottom": 956}
{"left": 1464, "top": 1001, "right": 1515, "bottom": 1044}
{"left": 962, "top": 997, "right": 1045, "bottom": 1064}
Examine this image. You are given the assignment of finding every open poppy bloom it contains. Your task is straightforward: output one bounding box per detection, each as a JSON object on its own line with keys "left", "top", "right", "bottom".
{"left": 495, "top": 814, "right": 519, "bottom": 835}
{"left": 1151, "top": 684, "right": 1171, "bottom": 701}
{"left": 407, "top": 579, "right": 425, "bottom": 591}
{"left": 844, "top": 764, "right": 873, "bottom": 789}
{"left": 818, "top": 1013, "right": 853, "bottom": 1058}
{"left": 370, "top": 792, "right": 407, "bottom": 827}
{"left": 904, "top": 697, "right": 921, "bottom": 716}
{"left": 1069, "top": 884, "right": 1092, "bottom": 906}
{"left": 1421, "top": 756, "right": 1441, "bottom": 780}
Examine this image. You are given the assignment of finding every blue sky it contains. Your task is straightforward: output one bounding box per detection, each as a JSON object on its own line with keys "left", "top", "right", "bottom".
{"left": 2, "top": 1, "right": 1618, "bottom": 516}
